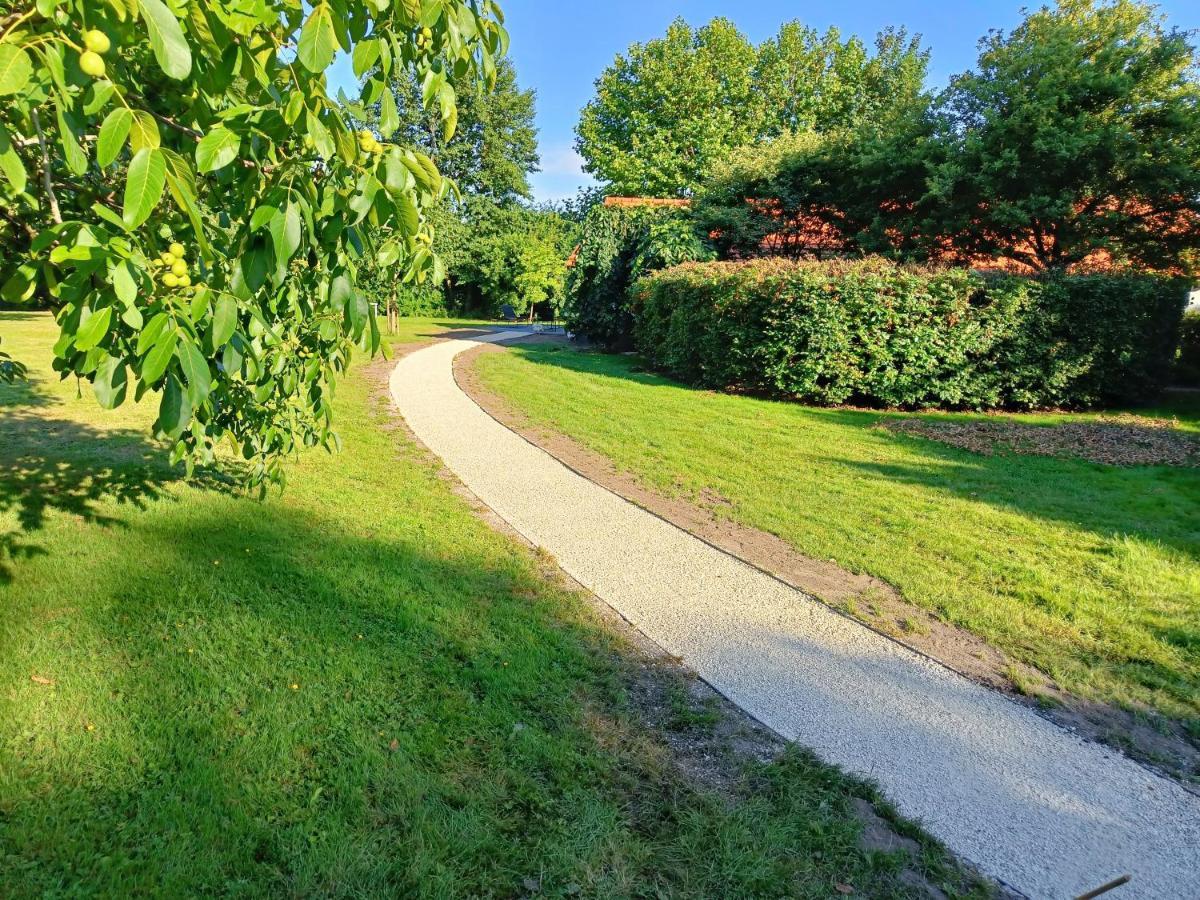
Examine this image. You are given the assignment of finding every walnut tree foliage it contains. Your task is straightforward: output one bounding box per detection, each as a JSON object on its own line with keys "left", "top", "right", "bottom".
{"left": 352, "top": 50, "right": 570, "bottom": 318}
{"left": 575, "top": 17, "right": 928, "bottom": 198}
{"left": 362, "top": 53, "right": 536, "bottom": 203}
{"left": 0, "top": 0, "right": 506, "bottom": 488}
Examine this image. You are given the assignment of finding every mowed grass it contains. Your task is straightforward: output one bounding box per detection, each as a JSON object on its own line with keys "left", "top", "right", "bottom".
{"left": 0, "top": 312, "right": 978, "bottom": 898}
{"left": 474, "top": 344, "right": 1200, "bottom": 732}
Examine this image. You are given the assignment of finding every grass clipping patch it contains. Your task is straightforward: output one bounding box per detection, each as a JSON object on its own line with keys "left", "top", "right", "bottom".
{"left": 884, "top": 415, "right": 1200, "bottom": 467}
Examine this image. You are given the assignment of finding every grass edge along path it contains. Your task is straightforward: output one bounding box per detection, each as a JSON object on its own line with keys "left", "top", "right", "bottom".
{"left": 0, "top": 313, "right": 989, "bottom": 897}
{"left": 470, "top": 342, "right": 1200, "bottom": 771}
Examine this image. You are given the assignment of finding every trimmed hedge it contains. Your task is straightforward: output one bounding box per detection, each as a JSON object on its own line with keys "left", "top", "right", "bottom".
{"left": 565, "top": 204, "right": 713, "bottom": 347}
{"left": 634, "top": 259, "right": 1188, "bottom": 409}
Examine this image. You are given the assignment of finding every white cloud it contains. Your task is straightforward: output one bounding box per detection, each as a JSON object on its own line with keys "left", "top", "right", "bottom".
{"left": 538, "top": 143, "right": 588, "bottom": 178}
{"left": 531, "top": 142, "right": 596, "bottom": 203}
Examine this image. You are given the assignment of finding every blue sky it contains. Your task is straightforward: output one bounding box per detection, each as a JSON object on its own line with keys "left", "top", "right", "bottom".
{"left": 331, "top": 2, "right": 1199, "bottom": 202}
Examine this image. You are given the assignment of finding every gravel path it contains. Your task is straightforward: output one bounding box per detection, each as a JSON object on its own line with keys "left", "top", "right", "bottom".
{"left": 390, "top": 331, "right": 1200, "bottom": 899}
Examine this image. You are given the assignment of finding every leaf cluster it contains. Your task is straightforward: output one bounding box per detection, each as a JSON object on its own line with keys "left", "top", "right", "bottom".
{"left": 0, "top": 0, "right": 506, "bottom": 487}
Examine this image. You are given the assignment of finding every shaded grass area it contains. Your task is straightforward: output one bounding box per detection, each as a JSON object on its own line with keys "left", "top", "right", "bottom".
{"left": 473, "top": 344, "right": 1200, "bottom": 735}
{"left": 0, "top": 314, "right": 978, "bottom": 897}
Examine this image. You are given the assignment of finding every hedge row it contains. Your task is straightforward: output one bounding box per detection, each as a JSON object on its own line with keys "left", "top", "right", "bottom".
{"left": 634, "top": 259, "right": 1189, "bottom": 409}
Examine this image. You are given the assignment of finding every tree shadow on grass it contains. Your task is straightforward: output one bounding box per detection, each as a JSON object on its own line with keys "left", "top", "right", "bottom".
{"left": 833, "top": 449, "right": 1200, "bottom": 566}
{"left": 0, "top": 498, "right": 949, "bottom": 898}
{"left": 504, "top": 343, "right": 1200, "bottom": 563}
{"left": 0, "top": 409, "right": 238, "bottom": 584}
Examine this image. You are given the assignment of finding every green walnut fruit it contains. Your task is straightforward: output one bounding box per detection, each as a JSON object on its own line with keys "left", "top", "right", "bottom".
{"left": 79, "top": 51, "right": 106, "bottom": 78}
{"left": 83, "top": 29, "right": 111, "bottom": 54}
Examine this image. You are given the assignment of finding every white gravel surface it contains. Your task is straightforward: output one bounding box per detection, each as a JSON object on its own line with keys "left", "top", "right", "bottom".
{"left": 390, "top": 331, "right": 1200, "bottom": 899}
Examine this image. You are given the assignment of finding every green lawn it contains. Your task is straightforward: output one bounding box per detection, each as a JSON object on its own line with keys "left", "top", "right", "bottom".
{"left": 0, "top": 312, "right": 978, "bottom": 897}
{"left": 473, "top": 344, "right": 1200, "bottom": 735}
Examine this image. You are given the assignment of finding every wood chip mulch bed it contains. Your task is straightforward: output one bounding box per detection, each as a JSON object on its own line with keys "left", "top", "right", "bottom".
{"left": 883, "top": 415, "right": 1200, "bottom": 467}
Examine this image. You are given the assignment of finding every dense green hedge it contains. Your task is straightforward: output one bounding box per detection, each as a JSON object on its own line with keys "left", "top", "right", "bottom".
{"left": 634, "top": 259, "right": 1188, "bottom": 409}
{"left": 564, "top": 204, "right": 713, "bottom": 347}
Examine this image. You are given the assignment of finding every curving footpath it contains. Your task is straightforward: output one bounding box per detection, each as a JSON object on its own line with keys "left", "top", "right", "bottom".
{"left": 390, "top": 331, "right": 1200, "bottom": 899}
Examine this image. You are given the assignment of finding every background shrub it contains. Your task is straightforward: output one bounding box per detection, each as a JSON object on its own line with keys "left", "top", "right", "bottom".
{"left": 564, "top": 204, "right": 713, "bottom": 347}
{"left": 634, "top": 259, "right": 1188, "bottom": 409}
{"left": 1177, "top": 311, "right": 1200, "bottom": 386}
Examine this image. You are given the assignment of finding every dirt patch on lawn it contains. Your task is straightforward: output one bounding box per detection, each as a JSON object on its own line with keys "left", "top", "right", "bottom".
{"left": 883, "top": 416, "right": 1200, "bottom": 467}
{"left": 371, "top": 334, "right": 995, "bottom": 898}
{"left": 455, "top": 339, "right": 1200, "bottom": 790}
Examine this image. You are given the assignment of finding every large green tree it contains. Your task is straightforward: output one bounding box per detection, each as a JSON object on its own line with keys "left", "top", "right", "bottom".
{"left": 697, "top": 0, "right": 1200, "bottom": 275}
{"left": 575, "top": 18, "right": 759, "bottom": 198}
{"left": 575, "top": 17, "right": 928, "bottom": 197}
{"left": 0, "top": 0, "right": 505, "bottom": 487}
{"left": 450, "top": 200, "right": 575, "bottom": 315}
{"left": 929, "top": 0, "right": 1200, "bottom": 271}
{"left": 368, "top": 54, "right": 537, "bottom": 202}
{"left": 355, "top": 52, "right": 558, "bottom": 318}
{"left": 754, "top": 24, "right": 928, "bottom": 138}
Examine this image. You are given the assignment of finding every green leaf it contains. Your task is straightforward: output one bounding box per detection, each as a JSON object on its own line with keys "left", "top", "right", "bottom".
{"left": 402, "top": 151, "right": 441, "bottom": 193}
{"left": 83, "top": 80, "right": 115, "bottom": 115}
{"left": 93, "top": 355, "right": 128, "bottom": 409}
{"left": 177, "top": 336, "right": 211, "bottom": 407}
{"left": 157, "top": 373, "right": 192, "bottom": 440}
{"left": 283, "top": 91, "right": 304, "bottom": 126}
{"left": 122, "top": 148, "right": 166, "bottom": 229}
{"left": 140, "top": 0, "right": 192, "bottom": 79}
{"left": 212, "top": 295, "right": 237, "bottom": 348}
{"left": 97, "top": 108, "right": 133, "bottom": 167}
{"left": 110, "top": 260, "right": 137, "bottom": 305}
{"left": 330, "top": 274, "right": 352, "bottom": 309}
{"left": 141, "top": 326, "right": 177, "bottom": 384}
{"left": 398, "top": 0, "right": 421, "bottom": 26}
{"left": 397, "top": 192, "right": 419, "bottom": 235}
{"left": 121, "top": 304, "right": 144, "bottom": 330}
{"left": 129, "top": 111, "right": 161, "bottom": 153}
{"left": 221, "top": 337, "right": 244, "bottom": 378}
{"left": 137, "top": 312, "right": 170, "bottom": 356}
{"left": 1, "top": 264, "right": 36, "bottom": 303}
{"left": 269, "top": 203, "right": 302, "bottom": 267}
{"left": 352, "top": 38, "right": 380, "bottom": 79}
{"left": 250, "top": 204, "right": 278, "bottom": 231}
{"left": 56, "top": 105, "right": 87, "bottom": 176}
{"left": 349, "top": 173, "right": 380, "bottom": 224}
{"left": 307, "top": 112, "right": 334, "bottom": 159}
{"left": 0, "top": 45, "right": 32, "bottom": 96}
{"left": 92, "top": 202, "right": 129, "bottom": 231}
{"left": 0, "top": 122, "right": 26, "bottom": 193}
{"left": 297, "top": 3, "right": 338, "bottom": 73}
{"left": 188, "top": 284, "right": 209, "bottom": 323}
{"left": 379, "top": 89, "right": 399, "bottom": 138}
{"left": 75, "top": 305, "right": 113, "bottom": 351}
{"left": 195, "top": 125, "right": 240, "bottom": 173}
